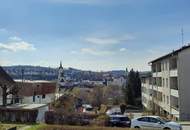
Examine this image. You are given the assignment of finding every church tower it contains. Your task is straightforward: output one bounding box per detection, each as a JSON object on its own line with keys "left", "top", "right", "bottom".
{"left": 57, "top": 61, "right": 66, "bottom": 93}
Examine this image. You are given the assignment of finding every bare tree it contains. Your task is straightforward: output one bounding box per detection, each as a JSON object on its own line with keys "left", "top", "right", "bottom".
{"left": 0, "top": 66, "right": 17, "bottom": 106}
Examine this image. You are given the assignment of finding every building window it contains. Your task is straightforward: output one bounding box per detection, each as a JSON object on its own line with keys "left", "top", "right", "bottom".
{"left": 166, "top": 78, "right": 168, "bottom": 87}
{"left": 167, "top": 96, "right": 169, "bottom": 104}
{"left": 42, "top": 94, "right": 46, "bottom": 99}
{"left": 163, "top": 94, "right": 165, "bottom": 103}
{"left": 33, "top": 91, "right": 36, "bottom": 102}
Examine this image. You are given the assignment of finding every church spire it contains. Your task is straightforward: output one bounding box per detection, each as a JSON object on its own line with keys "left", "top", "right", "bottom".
{"left": 59, "top": 61, "right": 63, "bottom": 69}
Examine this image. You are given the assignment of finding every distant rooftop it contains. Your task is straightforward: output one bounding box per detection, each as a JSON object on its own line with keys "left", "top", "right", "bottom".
{"left": 15, "top": 79, "right": 56, "bottom": 83}
{"left": 4, "top": 104, "right": 48, "bottom": 110}
{"left": 149, "top": 44, "right": 190, "bottom": 64}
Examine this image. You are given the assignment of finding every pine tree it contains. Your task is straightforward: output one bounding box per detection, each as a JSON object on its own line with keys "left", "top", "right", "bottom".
{"left": 123, "top": 69, "right": 142, "bottom": 106}
{"left": 124, "top": 69, "right": 135, "bottom": 105}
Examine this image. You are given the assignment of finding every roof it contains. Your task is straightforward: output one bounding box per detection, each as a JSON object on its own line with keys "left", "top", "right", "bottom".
{"left": 149, "top": 44, "right": 190, "bottom": 64}
{"left": 4, "top": 103, "right": 48, "bottom": 110}
{"left": 15, "top": 79, "right": 56, "bottom": 83}
{"left": 18, "top": 82, "right": 56, "bottom": 96}
{"left": 0, "top": 66, "right": 15, "bottom": 84}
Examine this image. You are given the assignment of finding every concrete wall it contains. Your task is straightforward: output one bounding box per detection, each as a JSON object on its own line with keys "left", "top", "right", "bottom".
{"left": 36, "top": 105, "right": 49, "bottom": 122}
{"left": 178, "top": 48, "right": 190, "bottom": 120}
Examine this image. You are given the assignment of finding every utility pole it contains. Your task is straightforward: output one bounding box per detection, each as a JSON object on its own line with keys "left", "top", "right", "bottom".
{"left": 181, "top": 28, "right": 184, "bottom": 46}
{"left": 21, "top": 68, "right": 24, "bottom": 103}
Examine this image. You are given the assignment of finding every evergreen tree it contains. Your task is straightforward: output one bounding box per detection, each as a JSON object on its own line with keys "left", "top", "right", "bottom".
{"left": 123, "top": 69, "right": 142, "bottom": 106}
{"left": 124, "top": 69, "right": 135, "bottom": 105}
{"left": 135, "top": 71, "right": 142, "bottom": 98}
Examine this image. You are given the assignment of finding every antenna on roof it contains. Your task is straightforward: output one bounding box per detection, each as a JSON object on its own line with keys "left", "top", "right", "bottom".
{"left": 181, "top": 27, "right": 184, "bottom": 46}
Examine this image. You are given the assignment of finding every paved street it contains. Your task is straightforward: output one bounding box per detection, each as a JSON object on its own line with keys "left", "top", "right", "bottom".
{"left": 182, "top": 125, "right": 190, "bottom": 130}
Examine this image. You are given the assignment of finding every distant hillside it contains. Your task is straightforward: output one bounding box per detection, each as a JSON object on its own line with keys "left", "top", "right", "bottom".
{"left": 3, "top": 65, "right": 58, "bottom": 81}
{"left": 3, "top": 65, "right": 126, "bottom": 81}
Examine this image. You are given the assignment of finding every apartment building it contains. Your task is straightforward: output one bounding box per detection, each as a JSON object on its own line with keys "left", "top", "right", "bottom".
{"left": 142, "top": 45, "right": 190, "bottom": 121}
{"left": 141, "top": 72, "right": 153, "bottom": 111}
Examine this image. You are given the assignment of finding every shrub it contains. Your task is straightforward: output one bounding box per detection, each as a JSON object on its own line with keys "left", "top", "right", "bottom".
{"left": 95, "top": 114, "right": 109, "bottom": 126}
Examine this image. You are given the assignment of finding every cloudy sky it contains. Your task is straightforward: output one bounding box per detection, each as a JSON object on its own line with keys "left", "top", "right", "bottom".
{"left": 0, "top": 0, "right": 190, "bottom": 71}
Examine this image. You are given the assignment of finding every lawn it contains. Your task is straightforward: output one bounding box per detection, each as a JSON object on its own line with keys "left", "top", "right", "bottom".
{"left": 0, "top": 123, "right": 26, "bottom": 130}
{"left": 27, "top": 124, "right": 138, "bottom": 130}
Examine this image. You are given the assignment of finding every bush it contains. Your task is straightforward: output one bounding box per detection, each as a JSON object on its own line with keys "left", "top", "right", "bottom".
{"left": 99, "top": 104, "right": 107, "bottom": 114}
{"left": 95, "top": 114, "right": 109, "bottom": 126}
{"left": 45, "top": 111, "right": 98, "bottom": 126}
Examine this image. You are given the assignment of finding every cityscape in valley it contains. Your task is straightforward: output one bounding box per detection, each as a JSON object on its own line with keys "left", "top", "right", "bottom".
{"left": 1, "top": 0, "right": 190, "bottom": 130}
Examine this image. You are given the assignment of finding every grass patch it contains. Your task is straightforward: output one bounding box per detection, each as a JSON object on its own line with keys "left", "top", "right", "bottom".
{"left": 27, "top": 124, "right": 45, "bottom": 130}
{"left": 26, "top": 124, "right": 137, "bottom": 130}
{"left": 0, "top": 123, "right": 25, "bottom": 130}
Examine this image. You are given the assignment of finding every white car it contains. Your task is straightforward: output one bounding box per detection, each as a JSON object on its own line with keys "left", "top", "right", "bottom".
{"left": 131, "top": 116, "right": 182, "bottom": 130}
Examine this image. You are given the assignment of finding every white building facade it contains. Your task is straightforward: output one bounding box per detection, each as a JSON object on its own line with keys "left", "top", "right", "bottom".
{"left": 143, "top": 45, "right": 190, "bottom": 121}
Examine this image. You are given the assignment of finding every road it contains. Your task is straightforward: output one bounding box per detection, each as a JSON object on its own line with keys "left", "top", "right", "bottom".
{"left": 182, "top": 125, "right": 190, "bottom": 130}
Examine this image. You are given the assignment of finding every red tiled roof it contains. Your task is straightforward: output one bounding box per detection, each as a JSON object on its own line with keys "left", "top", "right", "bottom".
{"left": 18, "top": 82, "right": 56, "bottom": 97}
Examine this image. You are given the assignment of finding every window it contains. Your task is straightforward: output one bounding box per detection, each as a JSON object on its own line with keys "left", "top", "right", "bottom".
{"left": 166, "top": 78, "right": 168, "bottom": 87}
{"left": 33, "top": 96, "right": 35, "bottom": 102}
{"left": 137, "top": 117, "right": 149, "bottom": 122}
{"left": 148, "top": 117, "right": 159, "bottom": 123}
{"left": 42, "top": 94, "right": 46, "bottom": 99}
{"left": 33, "top": 91, "right": 36, "bottom": 102}
{"left": 162, "top": 78, "right": 165, "bottom": 87}
{"left": 163, "top": 94, "right": 165, "bottom": 103}
{"left": 167, "top": 96, "right": 169, "bottom": 104}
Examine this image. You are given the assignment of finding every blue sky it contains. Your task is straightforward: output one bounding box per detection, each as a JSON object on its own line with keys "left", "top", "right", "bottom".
{"left": 0, "top": 0, "right": 190, "bottom": 71}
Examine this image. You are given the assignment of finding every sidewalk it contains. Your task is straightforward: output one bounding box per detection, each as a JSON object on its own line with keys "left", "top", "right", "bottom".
{"left": 179, "top": 122, "right": 190, "bottom": 126}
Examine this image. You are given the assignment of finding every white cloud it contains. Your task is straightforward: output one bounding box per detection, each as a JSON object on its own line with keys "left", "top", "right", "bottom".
{"left": 81, "top": 48, "right": 114, "bottom": 56}
{"left": 0, "top": 28, "right": 8, "bottom": 33}
{"left": 84, "top": 34, "right": 134, "bottom": 45}
{"left": 119, "top": 48, "right": 127, "bottom": 52}
{"left": 0, "top": 36, "right": 36, "bottom": 52}
{"left": 70, "top": 50, "right": 78, "bottom": 54}
{"left": 9, "top": 36, "right": 22, "bottom": 41}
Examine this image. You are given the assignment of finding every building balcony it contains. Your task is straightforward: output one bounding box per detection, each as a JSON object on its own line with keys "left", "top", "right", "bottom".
{"left": 171, "top": 89, "right": 179, "bottom": 97}
{"left": 170, "top": 95, "right": 179, "bottom": 111}
{"left": 170, "top": 69, "right": 178, "bottom": 77}
{"left": 153, "top": 72, "right": 162, "bottom": 77}
{"left": 171, "top": 108, "right": 179, "bottom": 118}
{"left": 152, "top": 85, "right": 163, "bottom": 92}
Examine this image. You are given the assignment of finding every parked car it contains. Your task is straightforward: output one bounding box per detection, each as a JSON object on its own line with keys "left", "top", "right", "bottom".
{"left": 131, "top": 116, "right": 182, "bottom": 130}
{"left": 108, "top": 115, "right": 131, "bottom": 127}
{"left": 82, "top": 104, "right": 94, "bottom": 114}
{"left": 106, "top": 107, "right": 122, "bottom": 115}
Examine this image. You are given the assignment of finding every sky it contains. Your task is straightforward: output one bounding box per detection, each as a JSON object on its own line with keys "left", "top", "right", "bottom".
{"left": 0, "top": 0, "right": 190, "bottom": 71}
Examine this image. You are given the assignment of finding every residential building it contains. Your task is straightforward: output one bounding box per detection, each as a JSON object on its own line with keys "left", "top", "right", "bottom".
{"left": 143, "top": 45, "right": 190, "bottom": 121}
{"left": 106, "top": 76, "right": 126, "bottom": 87}
{"left": 16, "top": 80, "right": 56, "bottom": 104}
{"left": 141, "top": 72, "right": 153, "bottom": 111}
